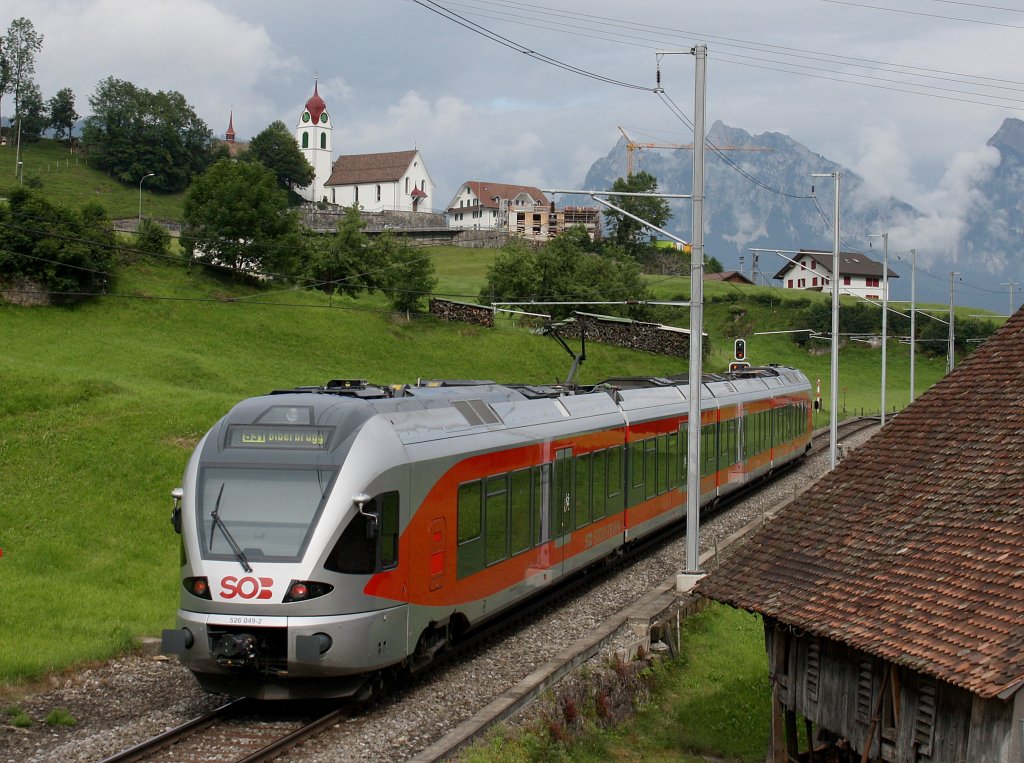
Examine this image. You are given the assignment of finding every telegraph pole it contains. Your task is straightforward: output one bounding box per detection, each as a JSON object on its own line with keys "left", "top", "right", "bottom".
{"left": 1001, "top": 281, "right": 1019, "bottom": 317}
{"left": 869, "top": 233, "right": 888, "bottom": 425}
{"left": 909, "top": 249, "right": 917, "bottom": 403}
{"left": 685, "top": 43, "right": 706, "bottom": 575}
{"left": 948, "top": 272, "right": 958, "bottom": 374}
{"left": 813, "top": 172, "right": 841, "bottom": 469}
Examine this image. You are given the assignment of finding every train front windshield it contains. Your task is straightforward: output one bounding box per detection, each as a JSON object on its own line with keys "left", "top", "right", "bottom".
{"left": 197, "top": 467, "right": 336, "bottom": 563}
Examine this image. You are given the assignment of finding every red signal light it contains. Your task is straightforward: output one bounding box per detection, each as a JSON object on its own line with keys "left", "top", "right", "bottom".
{"left": 289, "top": 582, "right": 309, "bottom": 600}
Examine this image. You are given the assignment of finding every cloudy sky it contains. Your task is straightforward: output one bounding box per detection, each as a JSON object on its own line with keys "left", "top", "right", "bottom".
{"left": 5, "top": 0, "right": 1022, "bottom": 223}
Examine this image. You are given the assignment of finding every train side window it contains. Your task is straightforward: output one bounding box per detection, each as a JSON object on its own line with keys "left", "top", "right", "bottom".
{"left": 701, "top": 423, "right": 717, "bottom": 477}
{"left": 510, "top": 468, "right": 531, "bottom": 555}
{"left": 679, "top": 424, "right": 688, "bottom": 487}
{"left": 534, "top": 464, "right": 550, "bottom": 545}
{"left": 457, "top": 481, "right": 482, "bottom": 544}
{"left": 606, "top": 446, "right": 623, "bottom": 512}
{"left": 575, "top": 453, "right": 591, "bottom": 529}
{"left": 659, "top": 434, "right": 671, "bottom": 493}
{"left": 485, "top": 474, "right": 508, "bottom": 565}
{"left": 591, "top": 449, "right": 607, "bottom": 520}
{"left": 629, "top": 440, "right": 645, "bottom": 505}
{"left": 667, "top": 431, "right": 680, "bottom": 488}
{"left": 644, "top": 438, "right": 658, "bottom": 500}
{"left": 379, "top": 491, "right": 400, "bottom": 569}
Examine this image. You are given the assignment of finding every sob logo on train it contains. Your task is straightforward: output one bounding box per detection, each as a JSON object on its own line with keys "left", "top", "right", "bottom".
{"left": 219, "top": 576, "right": 274, "bottom": 600}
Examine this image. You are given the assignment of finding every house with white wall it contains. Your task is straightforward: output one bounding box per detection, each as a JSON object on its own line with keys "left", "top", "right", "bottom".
{"left": 773, "top": 249, "right": 898, "bottom": 301}
{"left": 446, "top": 181, "right": 547, "bottom": 230}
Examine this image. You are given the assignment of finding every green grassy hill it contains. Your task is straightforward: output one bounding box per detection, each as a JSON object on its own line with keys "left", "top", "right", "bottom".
{"left": 0, "top": 138, "right": 185, "bottom": 220}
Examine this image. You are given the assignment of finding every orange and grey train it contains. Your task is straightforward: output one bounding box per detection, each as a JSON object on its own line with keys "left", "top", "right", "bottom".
{"left": 162, "top": 366, "right": 812, "bottom": 699}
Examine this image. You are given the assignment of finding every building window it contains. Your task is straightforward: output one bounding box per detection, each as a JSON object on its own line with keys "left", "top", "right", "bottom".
{"left": 376, "top": 184, "right": 381, "bottom": 202}
{"left": 812, "top": 277, "right": 818, "bottom": 287}
{"left": 788, "top": 279, "right": 793, "bottom": 288}
{"left": 405, "top": 177, "right": 410, "bottom": 193}
{"left": 843, "top": 276, "right": 851, "bottom": 285}
{"left": 354, "top": 186, "right": 359, "bottom": 203}
{"left": 867, "top": 277, "right": 880, "bottom": 287}
{"left": 302, "top": 132, "right": 309, "bottom": 148}
{"left": 810, "top": 260, "right": 817, "bottom": 270}
{"left": 320, "top": 133, "right": 326, "bottom": 149}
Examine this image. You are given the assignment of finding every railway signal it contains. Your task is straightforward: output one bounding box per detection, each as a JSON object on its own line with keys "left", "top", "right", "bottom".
{"left": 733, "top": 338, "right": 747, "bottom": 361}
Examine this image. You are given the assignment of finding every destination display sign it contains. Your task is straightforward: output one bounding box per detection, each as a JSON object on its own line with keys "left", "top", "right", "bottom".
{"left": 226, "top": 425, "right": 333, "bottom": 450}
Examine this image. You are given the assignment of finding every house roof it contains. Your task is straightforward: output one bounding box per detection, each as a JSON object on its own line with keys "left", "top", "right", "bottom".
{"left": 449, "top": 181, "right": 548, "bottom": 212}
{"left": 697, "top": 307, "right": 1024, "bottom": 700}
{"left": 704, "top": 270, "right": 754, "bottom": 285}
{"left": 325, "top": 150, "right": 420, "bottom": 186}
{"left": 772, "top": 249, "right": 899, "bottom": 281}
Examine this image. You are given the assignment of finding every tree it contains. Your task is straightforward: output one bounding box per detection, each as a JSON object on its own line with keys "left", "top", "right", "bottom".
{"left": 480, "top": 226, "right": 651, "bottom": 319}
{"left": 373, "top": 230, "right": 438, "bottom": 313}
{"left": 304, "top": 204, "right": 386, "bottom": 298}
{"left": 244, "top": 120, "right": 314, "bottom": 195}
{"left": 82, "top": 76, "right": 218, "bottom": 193}
{"left": 135, "top": 218, "right": 170, "bottom": 258}
{"left": 48, "top": 87, "right": 79, "bottom": 144}
{"left": 182, "top": 158, "right": 304, "bottom": 276}
{"left": 603, "top": 171, "right": 671, "bottom": 258}
{"left": 0, "top": 187, "right": 115, "bottom": 298}
{"left": 16, "top": 80, "right": 46, "bottom": 139}
{"left": 0, "top": 18, "right": 43, "bottom": 130}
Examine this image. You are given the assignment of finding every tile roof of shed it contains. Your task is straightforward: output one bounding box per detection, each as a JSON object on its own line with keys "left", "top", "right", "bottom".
{"left": 697, "top": 307, "right": 1024, "bottom": 700}
{"left": 325, "top": 150, "right": 419, "bottom": 186}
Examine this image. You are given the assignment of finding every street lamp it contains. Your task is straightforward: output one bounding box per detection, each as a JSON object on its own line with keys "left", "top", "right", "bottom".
{"left": 138, "top": 173, "right": 155, "bottom": 222}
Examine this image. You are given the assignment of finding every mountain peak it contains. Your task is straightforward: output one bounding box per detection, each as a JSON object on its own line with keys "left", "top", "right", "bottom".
{"left": 987, "top": 117, "right": 1024, "bottom": 155}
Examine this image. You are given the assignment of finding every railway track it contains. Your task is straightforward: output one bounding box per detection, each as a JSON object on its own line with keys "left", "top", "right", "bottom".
{"left": 101, "top": 417, "right": 878, "bottom": 763}
{"left": 97, "top": 698, "right": 351, "bottom": 763}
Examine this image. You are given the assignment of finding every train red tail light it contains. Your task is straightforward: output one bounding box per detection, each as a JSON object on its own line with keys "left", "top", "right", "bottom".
{"left": 283, "top": 580, "right": 334, "bottom": 603}
{"left": 184, "top": 576, "right": 211, "bottom": 599}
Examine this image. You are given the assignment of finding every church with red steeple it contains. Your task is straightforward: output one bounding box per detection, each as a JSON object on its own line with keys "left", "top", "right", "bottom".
{"left": 295, "top": 79, "right": 334, "bottom": 203}
{"left": 294, "top": 78, "right": 435, "bottom": 212}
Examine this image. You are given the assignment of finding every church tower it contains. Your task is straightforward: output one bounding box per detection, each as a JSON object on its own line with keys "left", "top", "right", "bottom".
{"left": 296, "top": 78, "right": 333, "bottom": 203}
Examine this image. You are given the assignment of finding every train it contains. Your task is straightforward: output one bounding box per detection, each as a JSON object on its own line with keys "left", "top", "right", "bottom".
{"left": 161, "top": 365, "right": 813, "bottom": 700}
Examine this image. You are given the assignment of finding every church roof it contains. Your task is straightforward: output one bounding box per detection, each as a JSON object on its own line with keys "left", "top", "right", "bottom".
{"left": 225, "top": 111, "right": 236, "bottom": 142}
{"left": 325, "top": 150, "right": 420, "bottom": 186}
{"left": 697, "top": 306, "right": 1024, "bottom": 700}
{"left": 305, "top": 81, "right": 327, "bottom": 125}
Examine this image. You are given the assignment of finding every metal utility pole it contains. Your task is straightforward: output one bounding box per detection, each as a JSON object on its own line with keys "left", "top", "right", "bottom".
{"left": 1001, "top": 281, "right": 1019, "bottom": 316}
{"left": 685, "top": 43, "right": 706, "bottom": 574}
{"left": 813, "top": 171, "right": 841, "bottom": 469}
{"left": 948, "top": 272, "right": 958, "bottom": 374}
{"left": 869, "top": 233, "right": 889, "bottom": 425}
{"left": 910, "top": 249, "right": 917, "bottom": 404}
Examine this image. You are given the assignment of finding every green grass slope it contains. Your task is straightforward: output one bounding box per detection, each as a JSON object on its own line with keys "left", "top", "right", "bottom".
{"left": 0, "top": 138, "right": 185, "bottom": 220}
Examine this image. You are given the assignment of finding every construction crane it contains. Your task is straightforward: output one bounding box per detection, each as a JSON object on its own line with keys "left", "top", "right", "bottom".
{"left": 618, "top": 126, "right": 772, "bottom": 176}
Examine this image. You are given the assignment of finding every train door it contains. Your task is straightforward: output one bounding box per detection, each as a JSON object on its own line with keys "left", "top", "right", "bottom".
{"left": 551, "top": 448, "right": 574, "bottom": 575}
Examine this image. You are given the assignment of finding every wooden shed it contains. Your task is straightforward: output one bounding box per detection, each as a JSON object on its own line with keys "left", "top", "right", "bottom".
{"left": 697, "top": 307, "right": 1024, "bottom": 762}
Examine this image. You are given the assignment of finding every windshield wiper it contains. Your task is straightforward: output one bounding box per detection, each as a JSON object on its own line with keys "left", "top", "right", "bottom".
{"left": 210, "top": 483, "right": 252, "bottom": 573}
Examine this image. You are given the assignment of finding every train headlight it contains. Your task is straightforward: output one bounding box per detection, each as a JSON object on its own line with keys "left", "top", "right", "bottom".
{"left": 184, "top": 576, "right": 211, "bottom": 599}
{"left": 283, "top": 580, "right": 334, "bottom": 603}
